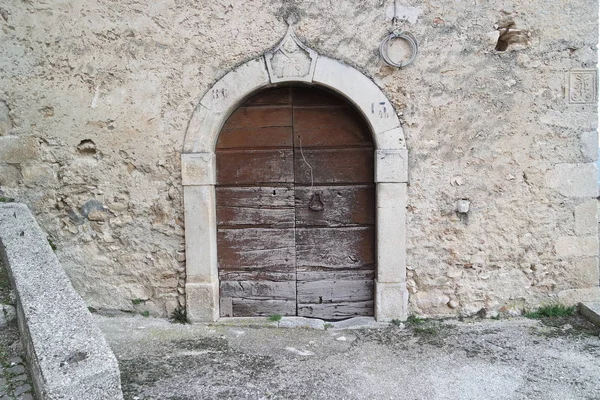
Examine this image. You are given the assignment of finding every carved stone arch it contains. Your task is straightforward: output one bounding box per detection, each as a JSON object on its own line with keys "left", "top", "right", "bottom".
{"left": 182, "top": 26, "right": 408, "bottom": 322}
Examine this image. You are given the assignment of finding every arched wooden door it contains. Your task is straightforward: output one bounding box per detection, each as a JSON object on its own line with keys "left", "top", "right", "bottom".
{"left": 215, "top": 85, "right": 375, "bottom": 320}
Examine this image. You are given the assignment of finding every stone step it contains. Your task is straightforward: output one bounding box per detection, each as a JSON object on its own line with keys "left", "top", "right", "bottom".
{"left": 579, "top": 302, "right": 600, "bottom": 327}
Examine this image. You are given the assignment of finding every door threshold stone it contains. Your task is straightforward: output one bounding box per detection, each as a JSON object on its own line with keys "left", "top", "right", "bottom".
{"left": 213, "top": 316, "right": 391, "bottom": 330}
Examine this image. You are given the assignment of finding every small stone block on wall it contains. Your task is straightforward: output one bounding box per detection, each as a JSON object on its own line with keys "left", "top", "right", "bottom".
{"left": 375, "top": 150, "right": 408, "bottom": 183}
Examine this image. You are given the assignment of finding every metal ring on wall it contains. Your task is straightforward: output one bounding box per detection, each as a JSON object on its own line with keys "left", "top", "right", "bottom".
{"left": 379, "top": 30, "right": 419, "bottom": 68}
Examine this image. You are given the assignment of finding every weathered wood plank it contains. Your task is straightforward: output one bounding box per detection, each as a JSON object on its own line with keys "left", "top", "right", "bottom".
{"left": 244, "top": 87, "right": 292, "bottom": 106}
{"left": 217, "top": 126, "right": 293, "bottom": 149}
{"left": 294, "top": 148, "right": 374, "bottom": 184}
{"left": 297, "top": 301, "right": 374, "bottom": 319}
{"left": 219, "top": 270, "right": 296, "bottom": 282}
{"left": 218, "top": 228, "right": 295, "bottom": 271}
{"left": 296, "top": 279, "right": 373, "bottom": 303}
{"left": 216, "top": 149, "right": 294, "bottom": 184}
{"left": 295, "top": 185, "right": 375, "bottom": 227}
{"left": 216, "top": 186, "right": 294, "bottom": 228}
{"left": 223, "top": 106, "right": 292, "bottom": 130}
{"left": 292, "top": 86, "right": 345, "bottom": 106}
{"left": 221, "top": 280, "right": 296, "bottom": 300}
{"left": 295, "top": 227, "right": 375, "bottom": 269}
{"left": 293, "top": 108, "right": 372, "bottom": 147}
{"left": 233, "top": 299, "right": 296, "bottom": 317}
{"left": 296, "top": 269, "right": 374, "bottom": 282}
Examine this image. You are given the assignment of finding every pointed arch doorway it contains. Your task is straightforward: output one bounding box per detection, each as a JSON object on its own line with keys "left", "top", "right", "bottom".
{"left": 216, "top": 85, "right": 375, "bottom": 319}
{"left": 181, "top": 25, "right": 409, "bottom": 322}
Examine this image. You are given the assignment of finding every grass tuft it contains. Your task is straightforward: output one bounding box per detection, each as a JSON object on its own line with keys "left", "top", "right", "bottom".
{"left": 524, "top": 304, "right": 576, "bottom": 319}
{"left": 406, "top": 315, "right": 425, "bottom": 325}
{"left": 267, "top": 314, "right": 282, "bottom": 322}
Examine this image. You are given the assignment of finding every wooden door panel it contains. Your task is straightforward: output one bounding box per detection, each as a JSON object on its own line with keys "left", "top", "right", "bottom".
{"left": 296, "top": 269, "right": 374, "bottom": 282}
{"left": 229, "top": 299, "right": 296, "bottom": 317}
{"left": 295, "top": 185, "right": 375, "bottom": 227}
{"left": 244, "top": 87, "right": 292, "bottom": 106}
{"left": 216, "top": 85, "right": 375, "bottom": 318}
{"left": 297, "top": 301, "right": 374, "bottom": 319}
{"left": 217, "top": 186, "right": 294, "bottom": 228}
{"left": 295, "top": 227, "right": 375, "bottom": 269}
{"left": 221, "top": 280, "right": 296, "bottom": 300}
{"left": 222, "top": 106, "right": 292, "bottom": 130}
{"left": 219, "top": 270, "right": 296, "bottom": 282}
{"left": 294, "top": 148, "right": 373, "bottom": 184}
{"left": 292, "top": 86, "right": 345, "bottom": 106}
{"left": 216, "top": 126, "right": 293, "bottom": 149}
{"left": 217, "top": 228, "right": 295, "bottom": 272}
{"left": 296, "top": 279, "right": 373, "bottom": 303}
{"left": 216, "top": 150, "right": 294, "bottom": 185}
{"left": 293, "top": 108, "right": 371, "bottom": 147}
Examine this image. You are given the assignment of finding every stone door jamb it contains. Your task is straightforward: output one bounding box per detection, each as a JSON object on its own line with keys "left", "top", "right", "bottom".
{"left": 181, "top": 28, "right": 409, "bottom": 322}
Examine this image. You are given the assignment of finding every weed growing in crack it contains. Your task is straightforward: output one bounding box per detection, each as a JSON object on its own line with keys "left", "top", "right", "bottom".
{"left": 170, "top": 307, "right": 190, "bottom": 324}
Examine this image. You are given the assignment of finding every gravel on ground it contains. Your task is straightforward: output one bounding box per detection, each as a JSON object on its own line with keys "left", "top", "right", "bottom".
{"left": 97, "top": 313, "right": 600, "bottom": 400}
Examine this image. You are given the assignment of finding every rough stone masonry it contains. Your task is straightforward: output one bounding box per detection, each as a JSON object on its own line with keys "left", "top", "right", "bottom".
{"left": 0, "top": 0, "right": 597, "bottom": 318}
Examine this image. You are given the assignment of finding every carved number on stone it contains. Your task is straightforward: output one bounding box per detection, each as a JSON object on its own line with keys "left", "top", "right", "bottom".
{"left": 371, "top": 102, "right": 390, "bottom": 119}
{"left": 212, "top": 88, "right": 227, "bottom": 99}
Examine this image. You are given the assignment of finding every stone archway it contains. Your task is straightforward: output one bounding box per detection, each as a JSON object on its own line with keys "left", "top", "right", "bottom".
{"left": 182, "top": 25, "right": 408, "bottom": 322}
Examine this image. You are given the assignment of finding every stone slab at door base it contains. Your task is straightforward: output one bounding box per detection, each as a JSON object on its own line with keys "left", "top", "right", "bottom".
{"left": 186, "top": 282, "right": 219, "bottom": 322}
{"left": 375, "top": 281, "right": 409, "bottom": 321}
{"left": 182, "top": 27, "right": 409, "bottom": 323}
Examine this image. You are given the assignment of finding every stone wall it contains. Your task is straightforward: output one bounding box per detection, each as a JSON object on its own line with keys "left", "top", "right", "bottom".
{"left": 0, "top": 0, "right": 597, "bottom": 317}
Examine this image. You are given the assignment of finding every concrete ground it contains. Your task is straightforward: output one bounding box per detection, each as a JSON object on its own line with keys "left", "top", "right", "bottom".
{"left": 96, "top": 314, "right": 600, "bottom": 400}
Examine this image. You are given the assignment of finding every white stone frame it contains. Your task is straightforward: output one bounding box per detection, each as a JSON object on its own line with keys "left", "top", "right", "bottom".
{"left": 182, "top": 34, "right": 408, "bottom": 322}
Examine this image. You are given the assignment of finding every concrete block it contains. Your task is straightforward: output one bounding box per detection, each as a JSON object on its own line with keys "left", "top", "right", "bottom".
{"left": 0, "top": 203, "right": 123, "bottom": 400}
{"left": 185, "top": 281, "right": 219, "bottom": 323}
{"left": 181, "top": 153, "right": 216, "bottom": 186}
{"left": 314, "top": 56, "right": 401, "bottom": 135}
{"left": 574, "top": 199, "right": 598, "bottom": 235}
{"left": 0, "top": 136, "right": 39, "bottom": 163}
{"left": 376, "top": 183, "right": 407, "bottom": 283}
{"left": 555, "top": 236, "right": 599, "bottom": 258}
{"left": 558, "top": 287, "right": 600, "bottom": 305}
{"left": 375, "top": 150, "right": 408, "bottom": 183}
{"left": 375, "top": 280, "right": 408, "bottom": 322}
{"left": 183, "top": 186, "right": 217, "bottom": 281}
{"left": 545, "top": 163, "right": 597, "bottom": 197}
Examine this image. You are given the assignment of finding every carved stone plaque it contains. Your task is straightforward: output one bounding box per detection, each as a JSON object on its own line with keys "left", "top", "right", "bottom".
{"left": 265, "top": 25, "right": 318, "bottom": 83}
{"left": 568, "top": 69, "right": 597, "bottom": 104}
